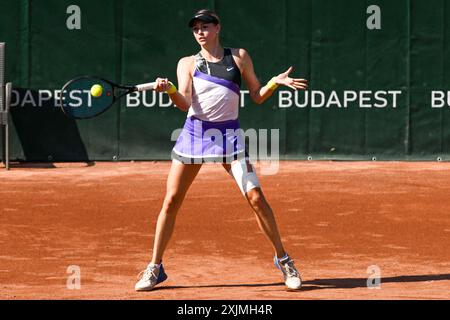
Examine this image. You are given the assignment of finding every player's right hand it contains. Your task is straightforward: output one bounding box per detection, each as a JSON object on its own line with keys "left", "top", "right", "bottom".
{"left": 154, "top": 78, "right": 172, "bottom": 92}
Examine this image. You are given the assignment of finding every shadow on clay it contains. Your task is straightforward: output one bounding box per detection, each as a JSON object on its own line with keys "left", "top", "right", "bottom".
{"left": 151, "top": 274, "right": 450, "bottom": 292}
{"left": 300, "top": 274, "right": 450, "bottom": 292}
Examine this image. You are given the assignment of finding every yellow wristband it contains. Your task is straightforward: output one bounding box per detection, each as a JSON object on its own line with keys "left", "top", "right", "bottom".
{"left": 166, "top": 82, "right": 177, "bottom": 95}
{"left": 267, "top": 78, "right": 279, "bottom": 91}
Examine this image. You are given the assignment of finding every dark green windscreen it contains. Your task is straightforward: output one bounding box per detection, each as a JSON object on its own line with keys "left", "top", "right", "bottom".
{"left": 1, "top": 0, "right": 449, "bottom": 161}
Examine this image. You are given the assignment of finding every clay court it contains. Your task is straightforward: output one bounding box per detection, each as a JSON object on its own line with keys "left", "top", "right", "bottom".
{"left": 0, "top": 161, "right": 449, "bottom": 300}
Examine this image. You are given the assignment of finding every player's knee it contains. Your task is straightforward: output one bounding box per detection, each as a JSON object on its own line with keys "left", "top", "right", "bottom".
{"left": 246, "top": 189, "right": 264, "bottom": 209}
{"left": 162, "top": 192, "right": 184, "bottom": 212}
{"left": 230, "top": 158, "right": 261, "bottom": 195}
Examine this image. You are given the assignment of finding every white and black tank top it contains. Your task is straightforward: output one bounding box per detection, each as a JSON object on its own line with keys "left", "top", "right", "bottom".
{"left": 188, "top": 48, "right": 242, "bottom": 122}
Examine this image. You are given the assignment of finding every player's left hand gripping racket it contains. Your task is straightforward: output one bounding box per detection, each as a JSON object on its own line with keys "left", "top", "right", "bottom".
{"left": 60, "top": 76, "right": 156, "bottom": 119}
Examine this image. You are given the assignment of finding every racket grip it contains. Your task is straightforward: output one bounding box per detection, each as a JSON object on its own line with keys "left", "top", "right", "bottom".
{"left": 135, "top": 82, "right": 156, "bottom": 92}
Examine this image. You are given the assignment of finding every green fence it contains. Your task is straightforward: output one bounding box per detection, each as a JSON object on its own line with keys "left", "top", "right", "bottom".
{"left": 1, "top": 0, "right": 449, "bottom": 161}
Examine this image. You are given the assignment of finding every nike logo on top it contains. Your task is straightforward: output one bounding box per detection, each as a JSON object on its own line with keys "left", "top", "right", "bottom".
{"left": 226, "top": 67, "right": 234, "bottom": 72}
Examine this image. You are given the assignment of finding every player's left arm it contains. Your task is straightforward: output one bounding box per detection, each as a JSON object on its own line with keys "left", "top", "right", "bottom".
{"left": 234, "top": 48, "right": 308, "bottom": 105}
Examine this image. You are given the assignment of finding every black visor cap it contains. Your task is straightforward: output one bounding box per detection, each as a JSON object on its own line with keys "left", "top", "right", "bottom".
{"left": 188, "top": 14, "right": 219, "bottom": 28}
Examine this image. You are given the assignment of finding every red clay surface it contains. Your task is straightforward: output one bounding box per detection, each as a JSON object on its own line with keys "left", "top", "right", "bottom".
{"left": 1, "top": 161, "right": 449, "bottom": 300}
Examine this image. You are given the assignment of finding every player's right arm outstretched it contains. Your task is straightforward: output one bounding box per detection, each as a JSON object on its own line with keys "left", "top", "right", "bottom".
{"left": 154, "top": 56, "right": 194, "bottom": 112}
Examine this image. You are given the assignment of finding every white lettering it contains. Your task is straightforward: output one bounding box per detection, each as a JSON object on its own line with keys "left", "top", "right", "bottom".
{"left": 142, "top": 91, "right": 157, "bottom": 107}
{"left": 389, "top": 90, "right": 401, "bottom": 108}
{"left": 126, "top": 92, "right": 141, "bottom": 107}
{"left": 367, "top": 265, "right": 382, "bottom": 289}
{"left": 326, "top": 91, "right": 343, "bottom": 108}
{"left": 311, "top": 91, "right": 325, "bottom": 108}
{"left": 279, "top": 90, "right": 293, "bottom": 108}
{"left": 159, "top": 93, "right": 172, "bottom": 107}
{"left": 66, "top": 265, "right": 81, "bottom": 290}
{"left": 431, "top": 91, "right": 445, "bottom": 108}
{"left": 21, "top": 90, "right": 36, "bottom": 107}
{"left": 66, "top": 5, "right": 82, "bottom": 30}
{"left": 344, "top": 91, "right": 358, "bottom": 107}
{"left": 367, "top": 5, "right": 381, "bottom": 30}
{"left": 374, "top": 91, "right": 388, "bottom": 108}
{"left": 240, "top": 90, "right": 249, "bottom": 107}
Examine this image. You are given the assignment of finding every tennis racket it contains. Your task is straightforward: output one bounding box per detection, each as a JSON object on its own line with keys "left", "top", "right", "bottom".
{"left": 60, "top": 76, "right": 156, "bottom": 119}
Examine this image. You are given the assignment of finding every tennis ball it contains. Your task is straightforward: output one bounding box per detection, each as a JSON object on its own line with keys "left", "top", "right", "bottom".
{"left": 90, "top": 84, "right": 103, "bottom": 97}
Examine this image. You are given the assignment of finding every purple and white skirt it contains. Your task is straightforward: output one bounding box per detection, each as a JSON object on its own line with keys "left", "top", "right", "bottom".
{"left": 172, "top": 116, "right": 246, "bottom": 164}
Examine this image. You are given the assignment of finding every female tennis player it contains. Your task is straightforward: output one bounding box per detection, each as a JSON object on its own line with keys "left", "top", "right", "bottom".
{"left": 135, "top": 9, "right": 308, "bottom": 291}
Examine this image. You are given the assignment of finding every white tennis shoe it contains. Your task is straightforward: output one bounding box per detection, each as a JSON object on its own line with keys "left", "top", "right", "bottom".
{"left": 274, "top": 254, "right": 302, "bottom": 290}
{"left": 135, "top": 263, "right": 168, "bottom": 291}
